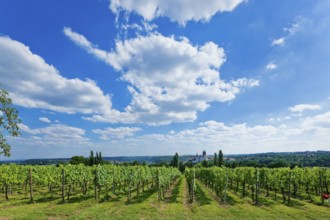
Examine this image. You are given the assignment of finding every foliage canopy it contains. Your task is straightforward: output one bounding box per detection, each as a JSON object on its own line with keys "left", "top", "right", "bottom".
{"left": 0, "top": 88, "right": 21, "bottom": 157}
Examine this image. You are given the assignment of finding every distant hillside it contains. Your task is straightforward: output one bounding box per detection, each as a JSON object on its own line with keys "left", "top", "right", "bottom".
{"left": 1, "top": 151, "right": 329, "bottom": 167}
{"left": 226, "top": 150, "right": 330, "bottom": 167}
{"left": 0, "top": 155, "right": 192, "bottom": 165}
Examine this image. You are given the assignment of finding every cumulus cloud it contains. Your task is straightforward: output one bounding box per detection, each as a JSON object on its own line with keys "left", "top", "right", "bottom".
{"left": 271, "top": 37, "right": 285, "bottom": 46}
{"left": 109, "top": 0, "right": 246, "bottom": 25}
{"left": 0, "top": 36, "right": 114, "bottom": 115}
{"left": 65, "top": 29, "right": 259, "bottom": 125}
{"left": 18, "top": 123, "right": 90, "bottom": 145}
{"left": 39, "top": 117, "right": 51, "bottom": 123}
{"left": 271, "top": 17, "right": 307, "bottom": 47}
{"left": 63, "top": 27, "right": 120, "bottom": 70}
{"left": 172, "top": 116, "right": 330, "bottom": 153}
{"left": 10, "top": 111, "right": 330, "bottom": 157}
{"left": 284, "top": 19, "right": 302, "bottom": 35}
{"left": 302, "top": 111, "right": 330, "bottom": 129}
{"left": 92, "top": 111, "right": 330, "bottom": 156}
{"left": 266, "top": 62, "right": 277, "bottom": 70}
{"left": 289, "top": 104, "right": 322, "bottom": 112}
{"left": 93, "top": 127, "right": 141, "bottom": 140}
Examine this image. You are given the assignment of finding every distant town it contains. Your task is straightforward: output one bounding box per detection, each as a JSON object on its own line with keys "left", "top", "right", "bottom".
{"left": 187, "top": 150, "right": 235, "bottom": 163}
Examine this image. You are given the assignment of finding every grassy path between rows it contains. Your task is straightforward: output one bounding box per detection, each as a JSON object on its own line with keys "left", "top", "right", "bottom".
{"left": 195, "top": 179, "right": 330, "bottom": 219}
{"left": 0, "top": 176, "right": 329, "bottom": 219}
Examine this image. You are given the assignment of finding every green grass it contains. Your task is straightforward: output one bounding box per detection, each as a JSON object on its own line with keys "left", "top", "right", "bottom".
{"left": 0, "top": 178, "right": 329, "bottom": 220}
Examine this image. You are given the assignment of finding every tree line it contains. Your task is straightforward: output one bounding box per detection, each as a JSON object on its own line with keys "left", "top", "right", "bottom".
{"left": 70, "top": 150, "right": 104, "bottom": 166}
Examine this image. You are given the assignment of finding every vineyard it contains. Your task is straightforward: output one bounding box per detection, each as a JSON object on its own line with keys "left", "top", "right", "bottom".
{"left": 0, "top": 164, "right": 180, "bottom": 203}
{"left": 186, "top": 167, "right": 330, "bottom": 204}
{"left": 0, "top": 165, "right": 329, "bottom": 219}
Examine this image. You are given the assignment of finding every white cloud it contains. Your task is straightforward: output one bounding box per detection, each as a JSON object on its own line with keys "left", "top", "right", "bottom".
{"left": 109, "top": 0, "right": 246, "bottom": 25}
{"left": 284, "top": 18, "right": 302, "bottom": 35}
{"left": 271, "top": 37, "right": 285, "bottom": 46}
{"left": 63, "top": 27, "right": 121, "bottom": 70}
{"left": 91, "top": 111, "right": 330, "bottom": 156}
{"left": 121, "top": 21, "right": 158, "bottom": 34}
{"left": 289, "top": 104, "right": 322, "bottom": 112}
{"left": 266, "top": 62, "right": 277, "bottom": 70}
{"left": 18, "top": 123, "right": 90, "bottom": 145}
{"left": 0, "top": 36, "right": 114, "bottom": 115}
{"left": 10, "top": 111, "right": 330, "bottom": 158}
{"left": 302, "top": 111, "right": 330, "bottom": 129}
{"left": 39, "top": 117, "right": 51, "bottom": 123}
{"left": 65, "top": 29, "right": 259, "bottom": 125}
{"left": 271, "top": 17, "right": 308, "bottom": 47}
{"left": 41, "top": 111, "right": 55, "bottom": 115}
{"left": 93, "top": 127, "right": 141, "bottom": 140}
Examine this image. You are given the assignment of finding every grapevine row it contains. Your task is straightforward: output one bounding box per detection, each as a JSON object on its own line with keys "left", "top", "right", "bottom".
{"left": 0, "top": 164, "right": 181, "bottom": 203}
{"left": 185, "top": 166, "right": 330, "bottom": 205}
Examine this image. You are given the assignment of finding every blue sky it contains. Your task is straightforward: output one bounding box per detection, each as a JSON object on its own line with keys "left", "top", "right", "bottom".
{"left": 1, "top": 0, "right": 330, "bottom": 159}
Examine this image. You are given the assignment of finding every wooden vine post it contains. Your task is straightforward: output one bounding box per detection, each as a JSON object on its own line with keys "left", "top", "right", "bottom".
{"left": 191, "top": 169, "right": 195, "bottom": 202}
{"left": 242, "top": 173, "right": 246, "bottom": 197}
{"left": 5, "top": 183, "right": 9, "bottom": 200}
{"left": 94, "top": 167, "right": 98, "bottom": 201}
{"left": 29, "top": 167, "right": 34, "bottom": 203}
{"left": 61, "top": 168, "right": 65, "bottom": 203}
{"left": 288, "top": 171, "right": 291, "bottom": 204}
{"left": 255, "top": 168, "right": 259, "bottom": 204}
{"left": 320, "top": 169, "right": 324, "bottom": 205}
{"left": 112, "top": 169, "right": 115, "bottom": 195}
{"left": 224, "top": 168, "right": 228, "bottom": 204}
{"left": 127, "top": 171, "right": 132, "bottom": 203}
{"left": 157, "top": 169, "right": 161, "bottom": 202}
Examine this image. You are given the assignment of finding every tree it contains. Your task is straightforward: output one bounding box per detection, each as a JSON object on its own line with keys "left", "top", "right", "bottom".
{"left": 214, "top": 152, "right": 218, "bottom": 166}
{"left": 70, "top": 156, "right": 87, "bottom": 165}
{"left": 96, "top": 152, "right": 99, "bottom": 164}
{"left": 89, "top": 150, "right": 94, "bottom": 166}
{"left": 218, "top": 150, "right": 224, "bottom": 167}
{"left": 95, "top": 151, "right": 104, "bottom": 164}
{"left": 179, "top": 161, "right": 185, "bottom": 173}
{"left": 0, "top": 89, "right": 21, "bottom": 157}
{"left": 202, "top": 159, "right": 208, "bottom": 168}
{"left": 99, "top": 152, "right": 103, "bottom": 164}
{"left": 88, "top": 151, "right": 104, "bottom": 165}
{"left": 171, "top": 152, "right": 179, "bottom": 169}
